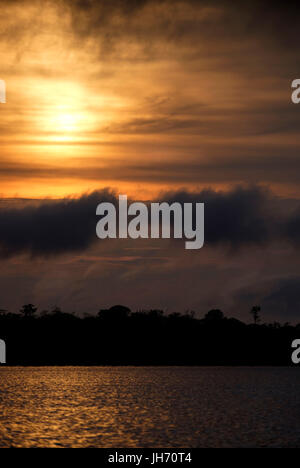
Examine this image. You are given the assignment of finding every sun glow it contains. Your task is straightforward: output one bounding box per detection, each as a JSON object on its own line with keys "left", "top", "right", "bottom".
{"left": 55, "top": 111, "right": 79, "bottom": 133}
{"left": 26, "top": 80, "right": 101, "bottom": 145}
{"left": 44, "top": 106, "right": 85, "bottom": 142}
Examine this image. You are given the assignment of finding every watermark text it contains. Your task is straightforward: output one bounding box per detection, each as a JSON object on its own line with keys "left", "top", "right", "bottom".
{"left": 96, "top": 195, "right": 204, "bottom": 249}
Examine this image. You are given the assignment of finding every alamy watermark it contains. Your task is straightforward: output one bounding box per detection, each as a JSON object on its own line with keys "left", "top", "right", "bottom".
{"left": 0, "top": 79, "right": 6, "bottom": 103}
{"left": 291, "top": 339, "right": 300, "bottom": 364}
{"left": 96, "top": 195, "right": 204, "bottom": 249}
{"left": 0, "top": 339, "right": 6, "bottom": 364}
{"left": 291, "top": 79, "right": 300, "bottom": 104}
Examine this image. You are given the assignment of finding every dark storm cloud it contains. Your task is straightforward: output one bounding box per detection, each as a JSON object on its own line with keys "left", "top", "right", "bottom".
{"left": 164, "top": 186, "right": 274, "bottom": 248}
{"left": 0, "top": 189, "right": 116, "bottom": 258}
{"left": 65, "top": 0, "right": 300, "bottom": 53}
{"left": 0, "top": 185, "right": 300, "bottom": 258}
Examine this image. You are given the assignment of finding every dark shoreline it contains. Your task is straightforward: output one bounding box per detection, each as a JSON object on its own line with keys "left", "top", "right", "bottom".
{"left": 1, "top": 305, "right": 299, "bottom": 366}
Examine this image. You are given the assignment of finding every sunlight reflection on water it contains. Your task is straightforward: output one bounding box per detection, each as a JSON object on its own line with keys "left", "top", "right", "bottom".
{"left": 0, "top": 366, "right": 299, "bottom": 447}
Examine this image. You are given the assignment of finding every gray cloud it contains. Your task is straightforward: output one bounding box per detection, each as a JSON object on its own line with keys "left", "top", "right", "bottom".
{"left": 0, "top": 189, "right": 115, "bottom": 258}
{"left": 0, "top": 185, "right": 299, "bottom": 258}
{"left": 66, "top": 1, "right": 300, "bottom": 47}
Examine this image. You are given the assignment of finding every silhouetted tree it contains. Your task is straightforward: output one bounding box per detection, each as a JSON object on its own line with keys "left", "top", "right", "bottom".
{"left": 0, "top": 302, "right": 296, "bottom": 365}
{"left": 204, "top": 309, "right": 224, "bottom": 321}
{"left": 98, "top": 304, "right": 131, "bottom": 321}
{"left": 250, "top": 305, "right": 261, "bottom": 325}
{"left": 148, "top": 309, "right": 164, "bottom": 318}
{"left": 51, "top": 306, "right": 64, "bottom": 317}
{"left": 20, "top": 303, "right": 37, "bottom": 318}
{"left": 169, "top": 312, "right": 181, "bottom": 319}
{"left": 185, "top": 310, "right": 195, "bottom": 319}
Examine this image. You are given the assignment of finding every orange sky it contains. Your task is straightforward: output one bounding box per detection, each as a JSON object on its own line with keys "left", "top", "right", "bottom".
{"left": 1, "top": 0, "right": 300, "bottom": 199}
{"left": 1, "top": 1, "right": 300, "bottom": 320}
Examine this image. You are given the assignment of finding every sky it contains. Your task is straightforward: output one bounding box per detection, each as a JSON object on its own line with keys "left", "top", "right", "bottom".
{"left": 1, "top": 0, "right": 300, "bottom": 322}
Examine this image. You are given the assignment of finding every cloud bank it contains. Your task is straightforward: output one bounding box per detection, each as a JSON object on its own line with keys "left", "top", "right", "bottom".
{"left": 0, "top": 186, "right": 299, "bottom": 257}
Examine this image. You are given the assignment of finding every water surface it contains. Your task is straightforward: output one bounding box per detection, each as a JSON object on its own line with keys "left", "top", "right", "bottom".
{"left": 0, "top": 366, "right": 299, "bottom": 447}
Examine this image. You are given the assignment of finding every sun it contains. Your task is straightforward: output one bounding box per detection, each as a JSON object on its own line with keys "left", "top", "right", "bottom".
{"left": 40, "top": 104, "right": 86, "bottom": 143}
{"left": 56, "top": 112, "right": 79, "bottom": 133}
{"left": 32, "top": 81, "right": 103, "bottom": 146}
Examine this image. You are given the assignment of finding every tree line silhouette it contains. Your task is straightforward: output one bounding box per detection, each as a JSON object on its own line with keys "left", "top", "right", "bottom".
{"left": 0, "top": 304, "right": 298, "bottom": 365}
